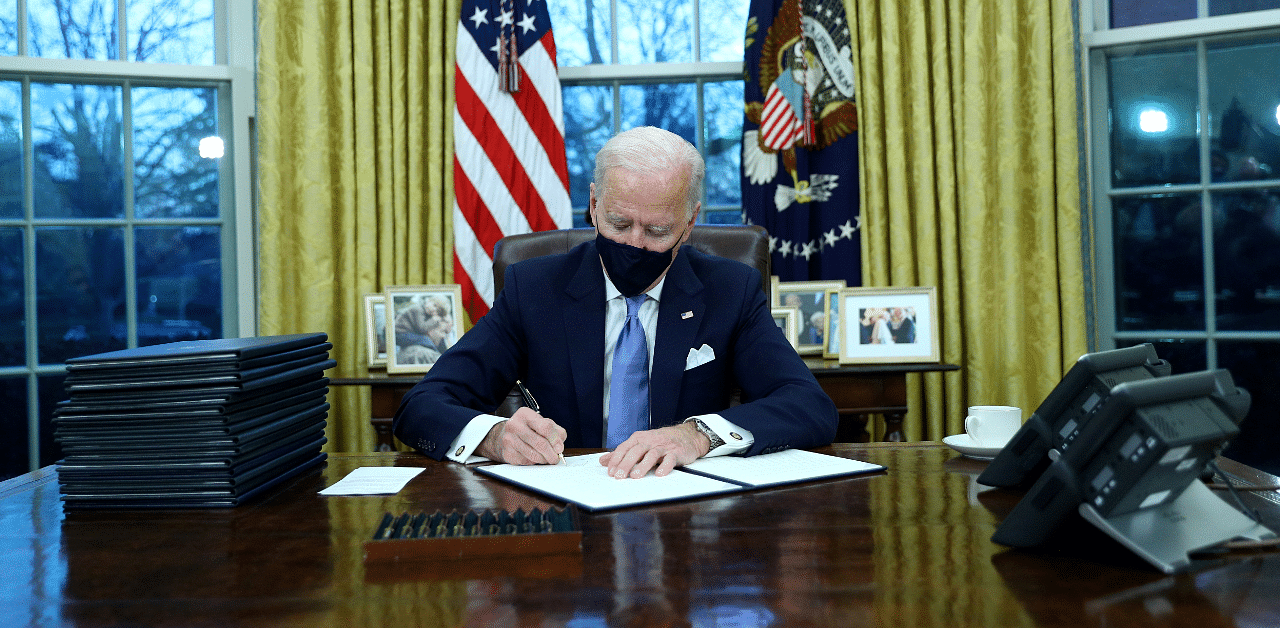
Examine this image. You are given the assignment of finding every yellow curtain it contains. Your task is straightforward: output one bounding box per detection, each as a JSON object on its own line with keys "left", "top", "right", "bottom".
{"left": 257, "top": 0, "right": 458, "bottom": 453}
{"left": 849, "top": 0, "right": 1088, "bottom": 440}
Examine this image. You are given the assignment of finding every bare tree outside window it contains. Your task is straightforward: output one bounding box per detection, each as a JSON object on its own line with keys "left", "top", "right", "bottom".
{"left": 1, "top": 0, "right": 233, "bottom": 481}
{"left": 550, "top": 0, "right": 748, "bottom": 225}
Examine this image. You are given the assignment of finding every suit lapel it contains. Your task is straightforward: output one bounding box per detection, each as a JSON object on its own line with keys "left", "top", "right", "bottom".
{"left": 562, "top": 242, "right": 607, "bottom": 446}
{"left": 650, "top": 250, "right": 704, "bottom": 427}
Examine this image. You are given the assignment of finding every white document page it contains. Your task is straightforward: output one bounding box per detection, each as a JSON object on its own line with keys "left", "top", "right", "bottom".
{"left": 680, "top": 449, "right": 884, "bottom": 487}
{"left": 319, "top": 466, "right": 425, "bottom": 495}
{"left": 476, "top": 452, "right": 742, "bottom": 511}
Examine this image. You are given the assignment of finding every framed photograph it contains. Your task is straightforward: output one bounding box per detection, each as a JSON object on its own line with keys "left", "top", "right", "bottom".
{"left": 363, "top": 293, "right": 388, "bottom": 367}
{"left": 771, "top": 306, "right": 801, "bottom": 350}
{"left": 823, "top": 287, "right": 842, "bottom": 360}
{"left": 774, "top": 280, "right": 846, "bottom": 355}
{"left": 383, "top": 284, "right": 466, "bottom": 374}
{"left": 838, "top": 286, "right": 940, "bottom": 364}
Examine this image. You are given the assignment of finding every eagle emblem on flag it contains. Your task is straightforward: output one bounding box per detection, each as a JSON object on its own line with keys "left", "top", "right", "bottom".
{"left": 742, "top": 0, "right": 861, "bottom": 285}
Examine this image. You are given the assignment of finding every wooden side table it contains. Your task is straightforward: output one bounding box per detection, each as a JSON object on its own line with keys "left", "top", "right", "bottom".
{"left": 803, "top": 359, "right": 960, "bottom": 442}
{"left": 330, "top": 374, "right": 422, "bottom": 452}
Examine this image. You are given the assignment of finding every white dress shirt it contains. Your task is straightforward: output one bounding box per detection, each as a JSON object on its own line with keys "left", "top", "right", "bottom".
{"left": 444, "top": 270, "right": 754, "bottom": 462}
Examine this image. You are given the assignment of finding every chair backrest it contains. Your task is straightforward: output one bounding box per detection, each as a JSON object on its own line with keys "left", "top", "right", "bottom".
{"left": 491, "top": 225, "right": 771, "bottom": 300}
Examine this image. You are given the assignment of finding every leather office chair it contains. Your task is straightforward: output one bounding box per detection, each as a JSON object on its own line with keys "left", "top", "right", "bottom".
{"left": 492, "top": 224, "right": 771, "bottom": 300}
{"left": 489, "top": 224, "right": 771, "bottom": 417}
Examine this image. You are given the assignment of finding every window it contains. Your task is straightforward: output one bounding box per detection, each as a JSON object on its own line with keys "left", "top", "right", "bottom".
{"left": 550, "top": 0, "right": 748, "bottom": 225}
{"left": 1084, "top": 3, "right": 1280, "bottom": 474}
{"left": 0, "top": 0, "right": 255, "bottom": 480}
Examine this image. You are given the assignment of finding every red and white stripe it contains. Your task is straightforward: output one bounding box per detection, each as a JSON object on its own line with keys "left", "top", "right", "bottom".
{"left": 759, "top": 81, "right": 804, "bottom": 150}
{"left": 453, "top": 24, "right": 571, "bottom": 322}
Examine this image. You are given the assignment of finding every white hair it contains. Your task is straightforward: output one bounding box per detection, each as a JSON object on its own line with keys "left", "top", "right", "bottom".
{"left": 592, "top": 126, "right": 705, "bottom": 220}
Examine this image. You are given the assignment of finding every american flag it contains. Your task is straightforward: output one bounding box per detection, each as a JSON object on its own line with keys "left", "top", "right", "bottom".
{"left": 454, "top": 0, "right": 572, "bottom": 323}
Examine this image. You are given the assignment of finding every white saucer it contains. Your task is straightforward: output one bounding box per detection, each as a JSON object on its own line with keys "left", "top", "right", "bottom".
{"left": 942, "top": 434, "right": 1005, "bottom": 461}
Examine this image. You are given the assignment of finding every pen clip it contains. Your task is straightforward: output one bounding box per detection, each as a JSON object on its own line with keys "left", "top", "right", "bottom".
{"left": 515, "top": 379, "right": 540, "bottom": 414}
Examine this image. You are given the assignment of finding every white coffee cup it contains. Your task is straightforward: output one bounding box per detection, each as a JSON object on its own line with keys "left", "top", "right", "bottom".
{"left": 964, "top": 405, "right": 1022, "bottom": 448}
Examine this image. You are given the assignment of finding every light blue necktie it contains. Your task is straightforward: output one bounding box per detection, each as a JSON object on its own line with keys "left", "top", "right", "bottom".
{"left": 607, "top": 295, "right": 650, "bottom": 447}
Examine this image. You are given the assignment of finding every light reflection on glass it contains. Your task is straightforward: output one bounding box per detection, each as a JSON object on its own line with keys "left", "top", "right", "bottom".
{"left": 1140, "top": 108, "right": 1169, "bottom": 133}
{"left": 199, "top": 136, "right": 224, "bottom": 159}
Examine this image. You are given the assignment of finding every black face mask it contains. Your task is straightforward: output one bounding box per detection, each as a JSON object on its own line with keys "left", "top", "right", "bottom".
{"left": 595, "top": 231, "right": 682, "bottom": 297}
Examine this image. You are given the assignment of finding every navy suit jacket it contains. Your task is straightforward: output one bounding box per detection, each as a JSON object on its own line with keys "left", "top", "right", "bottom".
{"left": 392, "top": 240, "right": 838, "bottom": 459}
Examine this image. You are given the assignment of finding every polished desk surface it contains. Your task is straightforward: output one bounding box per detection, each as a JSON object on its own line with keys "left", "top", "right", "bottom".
{"left": 5, "top": 442, "right": 1280, "bottom": 627}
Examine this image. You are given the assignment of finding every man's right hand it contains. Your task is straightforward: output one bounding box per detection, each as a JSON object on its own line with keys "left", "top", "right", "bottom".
{"left": 477, "top": 407, "right": 567, "bottom": 465}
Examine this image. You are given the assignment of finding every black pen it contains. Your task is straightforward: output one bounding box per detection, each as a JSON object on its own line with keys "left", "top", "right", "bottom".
{"left": 515, "top": 379, "right": 564, "bottom": 465}
{"left": 515, "top": 379, "right": 540, "bottom": 413}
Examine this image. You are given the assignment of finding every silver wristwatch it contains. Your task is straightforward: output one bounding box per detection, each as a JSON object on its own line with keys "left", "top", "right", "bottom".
{"left": 685, "top": 417, "right": 725, "bottom": 450}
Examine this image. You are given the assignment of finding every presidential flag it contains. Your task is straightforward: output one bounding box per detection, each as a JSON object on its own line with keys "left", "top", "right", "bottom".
{"left": 454, "top": 0, "right": 572, "bottom": 323}
{"left": 742, "top": 0, "right": 861, "bottom": 286}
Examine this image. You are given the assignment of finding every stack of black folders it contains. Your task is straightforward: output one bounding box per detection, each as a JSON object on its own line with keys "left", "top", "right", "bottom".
{"left": 53, "top": 332, "right": 336, "bottom": 509}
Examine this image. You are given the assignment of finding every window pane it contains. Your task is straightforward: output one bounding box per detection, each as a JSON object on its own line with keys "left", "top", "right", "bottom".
{"left": 548, "top": 0, "right": 612, "bottom": 66}
{"left": 37, "top": 374, "right": 65, "bottom": 468}
{"left": 704, "top": 80, "right": 743, "bottom": 209}
{"left": 1207, "top": 37, "right": 1280, "bottom": 183}
{"left": 1113, "top": 194, "right": 1205, "bottom": 330}
{"left": 563, "top": 84, "right": 612, "bottom": 226}
{"left": 28, "top": 0, "right": 119, "bottom": 60}
{"left": 136, "top": 226, "right": 220, "bottom": 345}
{"left": 0, "top": 228, "right": 24, "bottom": 367}
{"left": 1214, "top": 189, "right": 1280, "bottom": 330}
{"left": 0, "top": 378, "right": 28, "bottom": 481}
{"left": 127, "top": 0, "right": 215, "bottom": 64}
{"left": 0, "top": 80, "right": 20, "bottom": 218}
{"left": 617, "top": 0, "right": 694, "bottom": 64}
{"left": 31, "top": 83, "right": 124, "bottom": 219}
{"left": 620, "top": 83, "right": 696, "bottom": 145}
{"left": 36, "top": 227, "right": 125, "bottom": 365}
{"left": 132, "top": 86, "right": 220, "bottom": 218}
{"left": 1218, "top": 341, "right": 1280, "bottom": 476}
{"left": 1109, "top": 47, "right": 1199, "bottom": 187}
{"left": 1110, "top": 1, "right": 1196, "bottom": 29}
{"left": 0, "top": 2, "right": 15, "bottom": 56}
{"left": 700, "top": 0, "right": 747, "bottom": 62}
{"left": 1210, "top": 0, "right": 1280, "bottom": 17}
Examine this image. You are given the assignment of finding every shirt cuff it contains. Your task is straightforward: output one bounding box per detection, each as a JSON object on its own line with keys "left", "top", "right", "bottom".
{"left": 690, "top": 413, "right": 752, "bottom": 457}
{"left": 446, "top": 414, "right": 506, "bottom": 463}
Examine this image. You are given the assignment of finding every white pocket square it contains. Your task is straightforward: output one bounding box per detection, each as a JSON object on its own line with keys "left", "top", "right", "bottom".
{"left": 685, "top": 344, "right": 715, "bottom": 370}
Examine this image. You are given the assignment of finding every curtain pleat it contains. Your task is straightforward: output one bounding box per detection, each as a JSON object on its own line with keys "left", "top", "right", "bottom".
{"left": 850, "top": 0, "right": 1087, "bottom": 440}
{"left": 258, "top": 0, "right": 457, "bottom": 453}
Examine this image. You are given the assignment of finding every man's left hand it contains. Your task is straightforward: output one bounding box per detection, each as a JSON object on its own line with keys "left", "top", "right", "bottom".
{"left": 599, "top": 422, "right": 710, "bottom": 479}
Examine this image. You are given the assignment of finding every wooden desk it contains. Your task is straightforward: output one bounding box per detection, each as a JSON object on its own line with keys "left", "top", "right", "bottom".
{"left": 6, "top": 442, "right": 1280, "bottom": 627}
{"left": 335, "top": 362, "right": 960, "bottom": 450}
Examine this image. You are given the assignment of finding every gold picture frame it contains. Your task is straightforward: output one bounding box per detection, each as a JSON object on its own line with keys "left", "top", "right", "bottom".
{"left": 838, "top": 286, "right": 940, "bottom": 364}
{"left": 823, "top": 287, "right": 842, "bottom": 360}
{"left": 384, "top": 284, "right": 466, "bottom": 374}
{"left": 362, "top": 293, "right": 388, "bottom": 367}
{"left": 771, "top": 306, "right": 801, "bottom": 350}
{"left": 774, "top": 280, "right": 846, "bottom": 355}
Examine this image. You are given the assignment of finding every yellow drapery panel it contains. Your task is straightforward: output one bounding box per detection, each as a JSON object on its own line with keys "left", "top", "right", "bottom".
{"left": 257, "top": 0, "right": 458, "bottom": 453}
{"left": 849, "top": 0, "right": 1088, "bottom": 440}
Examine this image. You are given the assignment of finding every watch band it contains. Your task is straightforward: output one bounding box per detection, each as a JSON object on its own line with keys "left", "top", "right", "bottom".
{"left": 685, "top": 418, "right": 725, "bottom": 451}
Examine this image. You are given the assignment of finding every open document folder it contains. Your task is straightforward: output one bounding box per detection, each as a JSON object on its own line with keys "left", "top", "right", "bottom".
{"left": 475, "top": 449, "right": 885, "bottom": 511}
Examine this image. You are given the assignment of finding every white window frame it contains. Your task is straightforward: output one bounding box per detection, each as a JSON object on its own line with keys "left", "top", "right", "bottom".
{"left": 0, "top": 0, "right": 257, "bottom": 474}
{"left": 1080, "top": 2, "right": 1280, "bottom": 355}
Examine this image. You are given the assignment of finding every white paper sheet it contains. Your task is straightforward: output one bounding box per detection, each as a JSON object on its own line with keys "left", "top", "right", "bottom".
{"left": 319, "top": 466, "right": 425, "bottom": 495}
{"left": 476, "top": 452, "right": 742, "bottom": 510}
{"left": 681, "top": 449, "right": 884, "bottom": 486}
